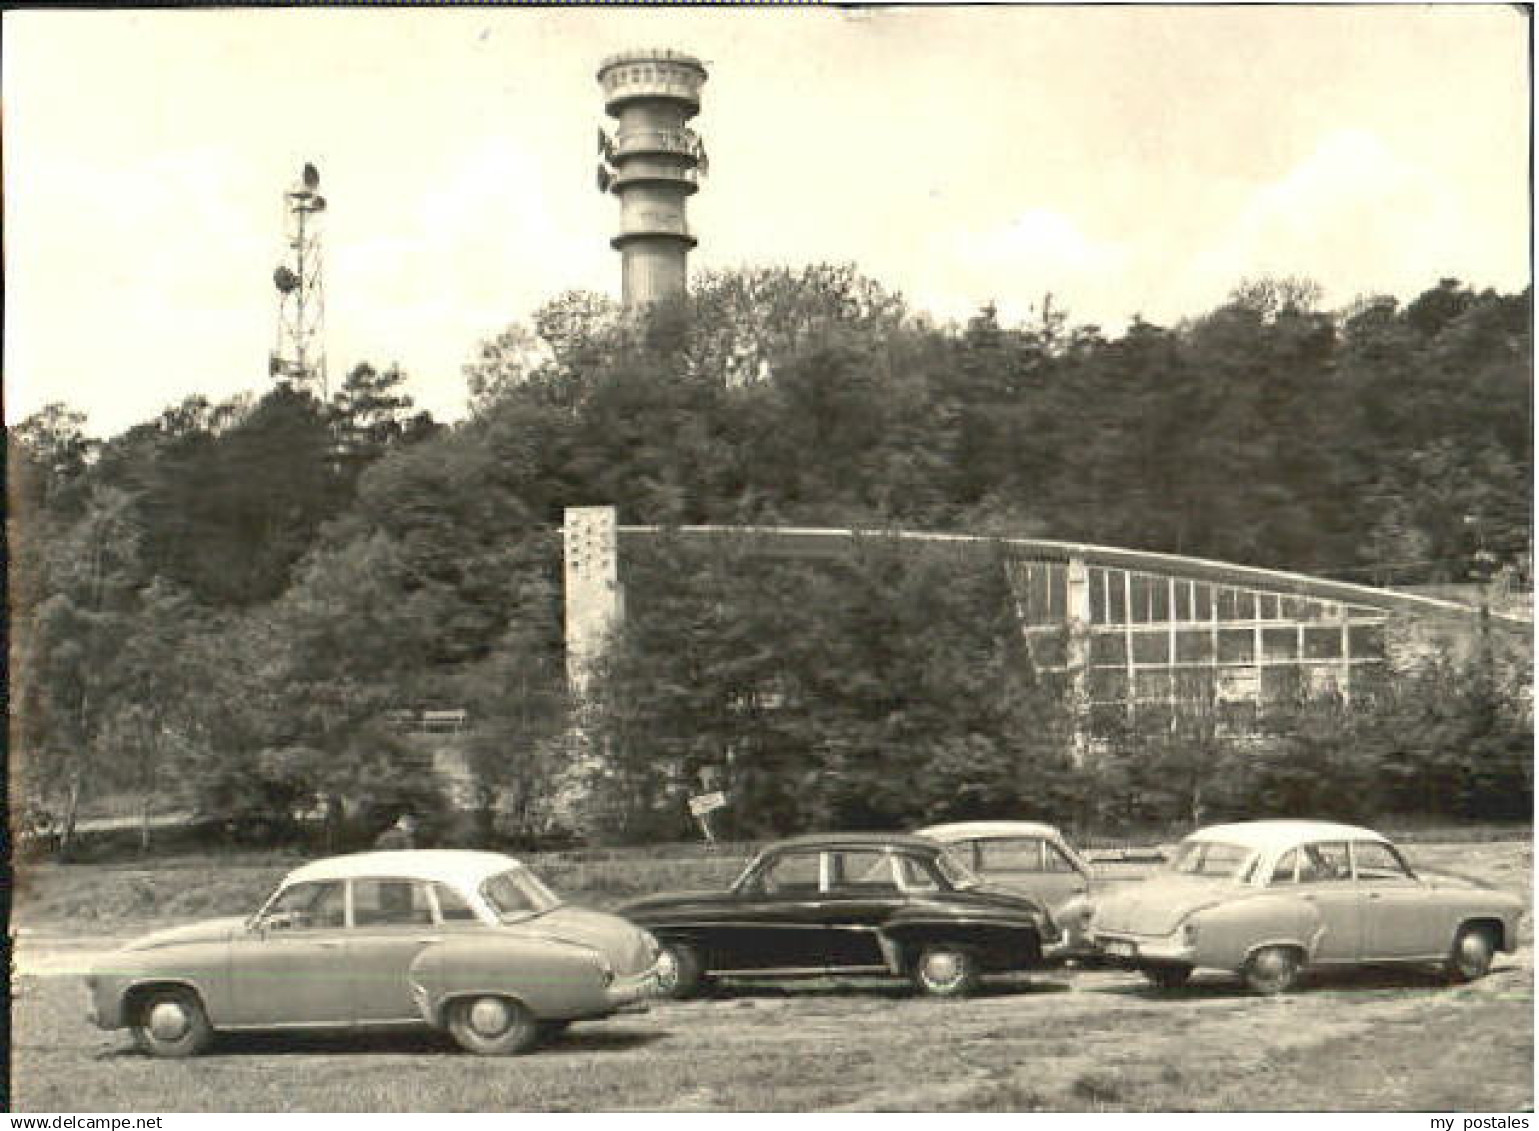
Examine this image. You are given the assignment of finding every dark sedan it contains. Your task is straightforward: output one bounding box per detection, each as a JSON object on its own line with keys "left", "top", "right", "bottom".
{"left": 618, "top": 833, "right": 1060, "bottom": 998}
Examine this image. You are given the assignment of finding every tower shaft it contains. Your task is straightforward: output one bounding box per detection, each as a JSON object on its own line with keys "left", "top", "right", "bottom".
{"left": 597, "top": 49, "right": 707, "bottom": 306}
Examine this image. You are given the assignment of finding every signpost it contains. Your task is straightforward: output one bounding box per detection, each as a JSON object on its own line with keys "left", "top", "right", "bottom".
{"left": 688, "top": 790, "right": 727, "bottom": 841}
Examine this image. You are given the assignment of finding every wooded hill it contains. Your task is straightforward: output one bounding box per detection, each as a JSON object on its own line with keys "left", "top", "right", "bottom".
{"left": 10, "top": 268, "right": 1532, "bottom": 848}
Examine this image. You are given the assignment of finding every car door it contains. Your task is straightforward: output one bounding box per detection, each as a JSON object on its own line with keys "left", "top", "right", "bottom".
{"left": 710, "top": 849, "right": 832, "bottom": 971}
{"left": 1294, "top": 840, "right": 1364, "bottom": 963}
{"left": 345, "top": 878, "right": 442, "bottom": 1023}
{"left": 816, "top": 849, "right": 904, "bottom": 970}
{"left": 231, "top": 880, "right": 353, "bottom": 1026}
{"left": 1353, "top": 840, "right": 1442, "bottom": 960}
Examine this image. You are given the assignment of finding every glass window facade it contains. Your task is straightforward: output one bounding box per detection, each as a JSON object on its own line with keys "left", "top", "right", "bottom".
{"left": 1012, "top": 557, "right": 1391, "bottom": 725}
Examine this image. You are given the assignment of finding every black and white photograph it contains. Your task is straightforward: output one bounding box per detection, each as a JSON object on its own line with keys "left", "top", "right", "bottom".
{"left": 5, "top": 4, "right": 1532, "bottom": 1115}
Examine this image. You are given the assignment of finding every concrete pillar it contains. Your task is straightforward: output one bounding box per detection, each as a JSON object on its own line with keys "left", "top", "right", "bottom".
{"left": 1065, "top": 554, "right": 1093, "bottom": 763}
{"left": 563, "top": 506, "right": 621, "bottom": 694}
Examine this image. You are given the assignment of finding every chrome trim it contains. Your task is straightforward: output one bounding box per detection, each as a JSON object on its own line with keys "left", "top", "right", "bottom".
{"left": 711, "top": 965, "right": 889, "bottom": 976}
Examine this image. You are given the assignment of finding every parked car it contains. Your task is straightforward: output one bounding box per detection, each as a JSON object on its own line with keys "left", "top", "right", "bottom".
{"left": 1088, "top": 820, "right": 1526, "bottom": 994}
{"left": 617, "top": 832, "right": 1060, "bottom": 999}
{"left": 915, "top": 821, "right": 1096, "bottom": 949}
{"left": 85, "top": 850, "right": 667, "bottom": 1057}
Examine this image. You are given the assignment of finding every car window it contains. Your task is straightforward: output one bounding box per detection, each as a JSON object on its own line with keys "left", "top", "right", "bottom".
{"left": 1299, "top": 842, "right": 1351, "bottom": 882}
{"left": 936, "top": 849, "right": 980, "bottom": 890}
{"left": 829, "top": 850, "right": 899, "bottom": 894}
{"left": 1044, "top": 842, "right": 1080, "bottom": 874}
{"left": 1352, "top": 841, "right": 1415, "bottom": 881}
{"left": 894, "top": 853, "right": 942, "bottom": 891}
{"left": 752, "top": 850, "right": 821, "bottom": 894}
{"left": 352, "top": 879, "right": 434, "bottom": 927}
{"left": 951, "top": 841, "right": 984, "bottom": 870}
{"left": 1167, "top": 840, "right": 1256, "bottom": 879}
{"left": 1269, "top": 848, "right": 1299, "bottom": 884}
{"left": 481, "top": 867, "right": 561, "bottom": 917}
{"left": 433, "top": 883, "right": 480, "bottom": 922}
{"left": 979, "top": 838, "right": 1046, "bottom": 873}
{"left": 263, "top": 880, "right": 346, "bottom": 930}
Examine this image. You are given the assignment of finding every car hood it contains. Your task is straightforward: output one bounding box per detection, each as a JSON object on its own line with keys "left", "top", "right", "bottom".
{"left": 506, "top": 905, "right": 657, "bottom": 975}
{"left": 116, "top": 916, "right": 249, "bottom": 954}
{"left": 939, "top": 884, "right": 1050, "bottom": 917}
{"left": 616, "top": 888, "right": 734, "bottom": 918}
{"left": 1090, "top": 875, "right": 1244, "bottom": 936}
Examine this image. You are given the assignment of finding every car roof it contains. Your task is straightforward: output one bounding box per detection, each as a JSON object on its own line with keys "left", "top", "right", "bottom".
{"left": 282, "top": 849, "right": 524, "bottom": 889}
{"left": 916, "top": 821, "right": 1066, "bottom": 843}
{"left": 1186, "top": 820, "right": 1389, "bottom": 851}
{"left": 763, "top": 832, "right": 942, "bottom": 853}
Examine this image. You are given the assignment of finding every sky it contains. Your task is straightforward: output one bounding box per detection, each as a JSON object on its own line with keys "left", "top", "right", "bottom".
{"left": 4, "top": 5, "right": 1530, "bottom": 435}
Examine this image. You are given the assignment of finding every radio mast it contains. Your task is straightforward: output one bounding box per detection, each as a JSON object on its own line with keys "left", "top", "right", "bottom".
{"left": 269, "top": 162, "right": 328, "bottom": 398}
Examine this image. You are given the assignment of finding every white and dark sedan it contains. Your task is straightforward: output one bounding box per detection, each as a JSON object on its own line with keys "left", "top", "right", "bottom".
{"left": 85, "top": 850, "right": 668, "bottom": 1057}
{"left": 1089, "top": 820, "right": 1526, "bottom": 994}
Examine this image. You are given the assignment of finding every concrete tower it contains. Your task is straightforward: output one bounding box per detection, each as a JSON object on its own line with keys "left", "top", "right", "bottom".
{"left": 597, "top": 49, "right": 708, "bottom": 306}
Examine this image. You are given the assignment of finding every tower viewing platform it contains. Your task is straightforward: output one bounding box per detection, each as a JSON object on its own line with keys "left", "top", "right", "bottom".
{"left": 597, "top": 48, "right": 708, "bottom": 306}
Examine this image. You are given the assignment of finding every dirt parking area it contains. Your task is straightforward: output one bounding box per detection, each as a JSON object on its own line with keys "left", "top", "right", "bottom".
{"left": 9, "top": 839, "right": 1532, "bottom": 1112}
{"left": 10, "top": 949, "right": 1532, "bottom": 1111}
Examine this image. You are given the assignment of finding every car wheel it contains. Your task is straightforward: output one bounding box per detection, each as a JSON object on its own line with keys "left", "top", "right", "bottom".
{"left": 1141, "top": 963, "right": 1193, "bottom": 990}
{"left": 131, "top": 988, "right": 213, "bottom": 1058}
{"left": 1447, "top": 925, "right": 1496, "bottom": 983}
{"left": 1242, "top": 946, "right": 1302, "bottom": 995}
{"left": 657, "top": 942, "right": 706, "bottom": 1000}
{"left": 447, "top": 995, "right": 540, "bottom": 1056}
{"left": 913, "top": 945, "right": 979, "bottom": 998}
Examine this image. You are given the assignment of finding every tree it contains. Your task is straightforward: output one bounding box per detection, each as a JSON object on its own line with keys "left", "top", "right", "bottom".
{"left": 102, "top": 580, "right": 210, "bottom": 850}
{"left": 16, "top": 486, "right": 146, "bottom": 856}
{"left": 463, "top": 322, "right": 556, "bottom": 415}
{"left": 9, "top": 403, "right": 96, "bottom": 518}
{"left": 328, "top": 362, "right": 437, "bottom": 481}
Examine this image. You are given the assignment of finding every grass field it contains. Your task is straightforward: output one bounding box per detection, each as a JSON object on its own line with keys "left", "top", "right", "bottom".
{"left": 9, "top": 837, "right": 1533, "bottom": 1112}
{"left": 15, "top": 830, "right": 1531, "bottom": 932}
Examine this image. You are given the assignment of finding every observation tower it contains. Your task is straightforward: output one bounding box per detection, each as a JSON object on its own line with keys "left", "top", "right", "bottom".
{"left": 596, "top": 49, "right": 708, "bottom": 306}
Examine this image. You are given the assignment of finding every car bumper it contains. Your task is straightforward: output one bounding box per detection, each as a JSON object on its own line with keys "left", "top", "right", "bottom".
{"left": 1090, "top": 931, "right": 1196, "bottom": 967}
{"left": 603, "top": 961, "right": 665, "bottom": 1011}
{"left": 1042, "top": 934, "right": 1099, "bottom": 965}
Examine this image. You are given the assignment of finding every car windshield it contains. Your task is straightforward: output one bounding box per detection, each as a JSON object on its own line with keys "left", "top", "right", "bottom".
{"left": 480, "top": 866, "right": 561, "bottom": 918}
{"left": 1165, "top": 839, "right": 1257, "bottom": 880}
{"left": 935, "top": 848, "right": 980, "bottom": 889}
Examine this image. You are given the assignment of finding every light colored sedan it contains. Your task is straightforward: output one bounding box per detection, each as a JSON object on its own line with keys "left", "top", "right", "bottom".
{"left": 1089, "top": 820, "right": 1526, "bottom": 993}
{"left": 916, "top": 821, "right": 1096, "bottom": 948}
{"left": 85, "top": 850, "right": 667, "bottom": 1057}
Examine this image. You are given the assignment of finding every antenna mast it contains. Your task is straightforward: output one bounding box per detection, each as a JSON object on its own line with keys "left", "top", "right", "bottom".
{"left": 269, "top": 162, "right": 328, "bottom": 398}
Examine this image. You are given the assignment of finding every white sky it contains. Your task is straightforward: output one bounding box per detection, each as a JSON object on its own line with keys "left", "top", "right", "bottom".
{"left": 3, "top": 6, "right": 1530, "bottom": 434}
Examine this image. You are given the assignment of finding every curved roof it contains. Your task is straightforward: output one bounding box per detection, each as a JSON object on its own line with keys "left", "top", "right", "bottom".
{"left": 916, "top": 821, "right": 1067, "bottom": 843}
{"left": 617, "top": 525, "right": 1528, "bottom": 630}
{"left": 282, "top": 849, "right": 523, "bottom": 888}
{"left": 1185, "top": 820, "right": 1388, "bottom": 851}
